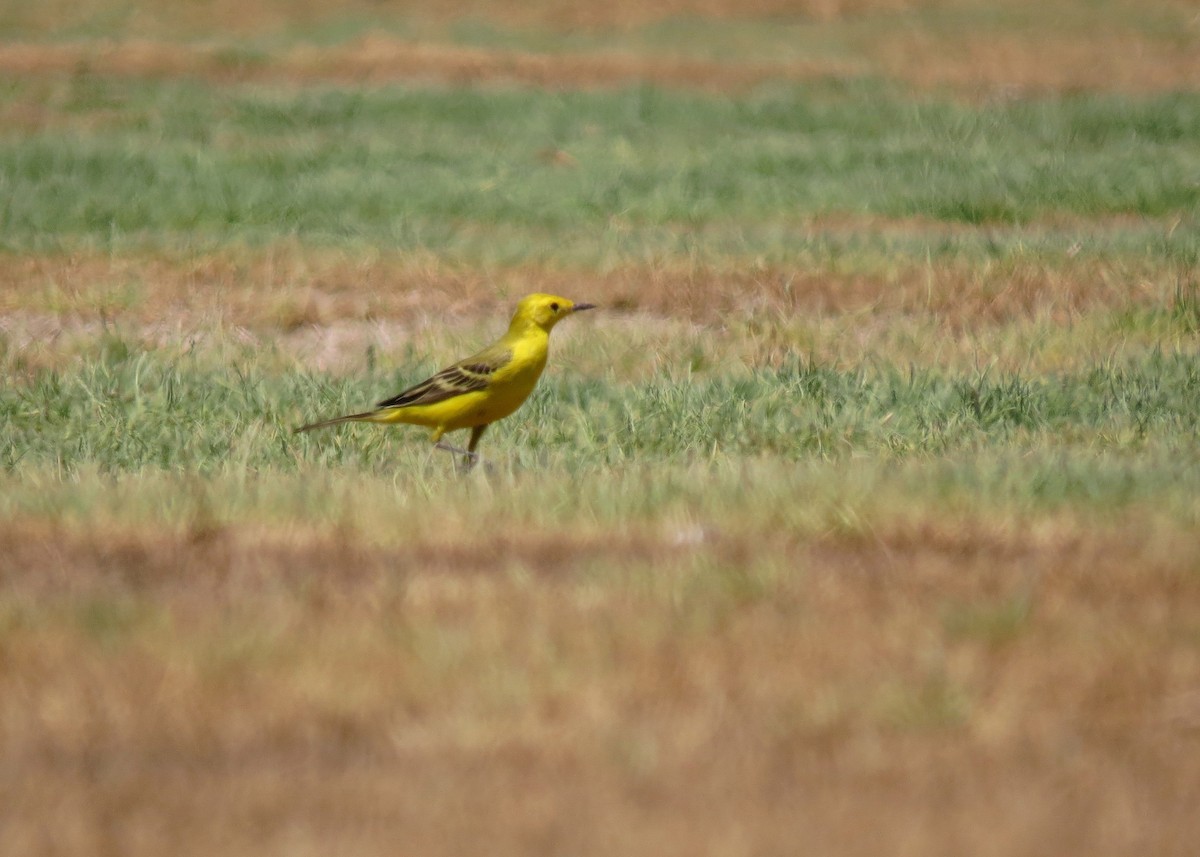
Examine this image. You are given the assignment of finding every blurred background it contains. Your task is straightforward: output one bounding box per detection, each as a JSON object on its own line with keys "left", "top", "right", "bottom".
{"left": 1, "top": 2, "right": 1198, "bottom": 856}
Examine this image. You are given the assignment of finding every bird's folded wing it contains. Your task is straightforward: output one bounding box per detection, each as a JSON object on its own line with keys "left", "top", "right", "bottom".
{"left": 375, "top": 351, "right": 511, "bottom": 409}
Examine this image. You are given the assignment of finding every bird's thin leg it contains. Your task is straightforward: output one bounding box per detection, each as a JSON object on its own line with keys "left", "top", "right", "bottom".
{"left": 434, "top": 439, "right": 477, "bottom": 461}
{"left": 464, "top": 424, "right": 489, "bottom": 471}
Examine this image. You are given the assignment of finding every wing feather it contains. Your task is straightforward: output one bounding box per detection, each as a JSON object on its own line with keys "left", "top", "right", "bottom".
{"left": 375, "top": 350, "right": 511, "bottom": 410}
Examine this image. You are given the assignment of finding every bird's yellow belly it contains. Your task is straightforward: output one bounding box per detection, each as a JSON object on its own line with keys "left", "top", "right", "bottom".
{"left": 378, "top": 376, "right": 538, "bottom": 431}
{"left": 440, "top": 384, "right": 531, "bottom": 430}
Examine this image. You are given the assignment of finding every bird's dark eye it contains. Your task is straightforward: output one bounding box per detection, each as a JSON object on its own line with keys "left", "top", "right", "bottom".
{"left": 550, "top": 302, "right": 560, "bottom": 312}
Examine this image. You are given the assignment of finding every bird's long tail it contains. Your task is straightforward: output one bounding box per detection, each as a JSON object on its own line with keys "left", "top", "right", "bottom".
{"left": 294, "top": 411, "right": 381, "bottom": 434}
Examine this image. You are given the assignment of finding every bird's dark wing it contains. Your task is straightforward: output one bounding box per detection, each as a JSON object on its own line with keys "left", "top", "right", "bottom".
{"left": 375, "top": 351, "right": 511, "bottom": 410}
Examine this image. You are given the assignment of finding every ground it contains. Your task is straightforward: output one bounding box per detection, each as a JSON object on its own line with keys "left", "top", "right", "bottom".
{"left": 1, "top": 1, "right": 1199, "bottom": 855}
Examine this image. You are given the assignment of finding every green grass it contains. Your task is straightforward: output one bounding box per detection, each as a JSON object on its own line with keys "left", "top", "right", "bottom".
{"left": 2, "top": 77, "right": 1199, "bottom": 264}
{"left": 2, "top": 59, "right": 1197, "bottom": 539}
{"left": 2, "top": 439, "right": 1196, "bottom": 555}
{"left": 5, "top": 345, "right": 1199, "bottom": 470}
{"left": 2, "top": 342, "right": 1196, "bottom": 533}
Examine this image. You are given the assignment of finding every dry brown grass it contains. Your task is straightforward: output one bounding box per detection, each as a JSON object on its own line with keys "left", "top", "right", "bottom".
{"left": 0, "top": 37, "right": 851, "bottom": 94}
{"left": 8, "top": 0, "right": 1195, "bottom": 35}
{"left": 4, "top": 241, "right": 1185, "bottom": 375}
{"left": 0, "top": 0, "right": 979, "bottom": 37}
{"left": 3, "top": 511, "right": 1199, "bottom": 856}
{"left": 0, "top": 236, "right": 1173, "bottom": 330}
{"left": 6, "top": 238, "right": 1189, "bottom": 373}
{"left": 2, "top": 7, "right": 1198, "bottom": 95}
{"left": 876, "top": 29, "right": 1200, "bottom": 96}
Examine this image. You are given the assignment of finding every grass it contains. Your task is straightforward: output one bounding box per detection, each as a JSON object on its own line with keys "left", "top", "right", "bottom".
{"left": 3, "top": 4, "right": 1200, "bottom": 855}
{"left": 0, "top": 0, "right": 1184, "bottom": 40}
{"left": 2, "top": 78, "right": 1199, "bottom": 262}
{"left": 3, "top": 440, "right": 1198, "bottom": 855}
{"left": 3, "top": 343, "right": 1199, "bottom": 473}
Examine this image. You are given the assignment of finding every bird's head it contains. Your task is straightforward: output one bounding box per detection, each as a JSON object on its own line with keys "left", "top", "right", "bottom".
{"left": 509, "top": 293, "right": 596, "bottom": 333}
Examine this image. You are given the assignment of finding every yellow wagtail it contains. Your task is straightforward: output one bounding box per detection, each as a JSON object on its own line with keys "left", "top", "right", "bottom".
{"left": 296, "top": 293, "right": 595, "bottom": 464}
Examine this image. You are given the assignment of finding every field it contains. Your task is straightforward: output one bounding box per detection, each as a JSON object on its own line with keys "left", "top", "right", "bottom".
{"left": 2, "top": 1, "right": 1200, "bottom": 854}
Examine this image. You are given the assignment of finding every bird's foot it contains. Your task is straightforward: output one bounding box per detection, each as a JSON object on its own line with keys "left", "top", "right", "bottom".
{"left": 434, "top": 440, "right": 491, "bottom": 474}
{"left": 434, "top": 440, "right": 477, "bottom": 460}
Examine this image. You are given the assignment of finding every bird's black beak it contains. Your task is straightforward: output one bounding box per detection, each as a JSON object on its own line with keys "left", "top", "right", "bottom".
{"left": 573, "top": 303, "right": 597, "bottom": 312}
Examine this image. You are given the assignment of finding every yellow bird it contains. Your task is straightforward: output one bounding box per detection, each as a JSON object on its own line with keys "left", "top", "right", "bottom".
{"left": 296, "top": 293, "right": 596, "bottom": 464}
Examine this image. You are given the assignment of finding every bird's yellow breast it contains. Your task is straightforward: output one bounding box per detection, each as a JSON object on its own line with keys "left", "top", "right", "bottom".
{"left": 458, "top": 332, "right": 548, "bottom": 425}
